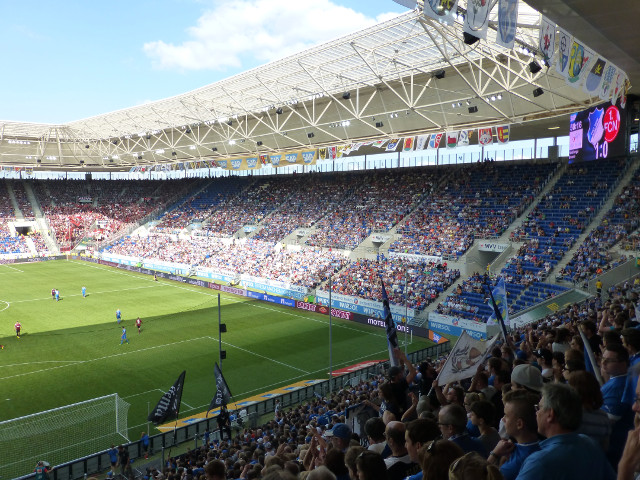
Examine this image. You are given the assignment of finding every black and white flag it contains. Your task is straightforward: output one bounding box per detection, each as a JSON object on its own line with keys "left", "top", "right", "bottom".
{"left": 208, "top": 363, "right": 232, "bottom": 413}
{"left": 148, "top": 370, "right": 186, "bottom": 425}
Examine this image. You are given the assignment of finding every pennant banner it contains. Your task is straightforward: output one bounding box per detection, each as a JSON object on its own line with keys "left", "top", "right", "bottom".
{"left": 403, "top": 137, "right": 415, "bottom": 151}
{"left": 436, "top": 331, "right": 500, "bottom": 386}
{"left": 446, "top": 131, "right": 459, "bottom": 148}
{"left": 599, "top": 63, "right": 618, "bottom": 102}
{"left": 556, "top": 27, "right": 573, "bottom": 79}
{"left": 566, "top": 41, "right": 593, "bottom": 86}
{"left": 496, "top": 125, "right": 510, "bottom": 144}
{"left": 148, "top": 370, "right": 186, "bottom": 425}
{"left": 423, "top": 0, "right": 459, "bottom": 25}
{"left": 464, "top": 0, "right": 491, "bottom": 40}
{"left": 428, "top": 133, "right": 443, "bottom": 149}
{"left": 416, "top": 135, "right": 429, "bottom": 150}
{"left": 386, "top": 139, "right": 401, "bottom": 152}
{"left": 478, "top": 127, "right": 493, "bottom": 145}
{"left": 496, "top": 0, "right": 519, "bottom": 49}
{"left": 539, "top": 15, "right": 556, "bottom": 63}
{"left": 458, "top": 130, "right": 470, "bottom": 147}
{"left": 583, "top": 57, "right": 607, "bottom": 96}
{"left": 208, "top": 363, "right": 233, "bottom": 412}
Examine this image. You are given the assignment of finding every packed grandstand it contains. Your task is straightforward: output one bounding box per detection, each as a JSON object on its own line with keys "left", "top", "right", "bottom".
{"left": 0, "top": 155, "right": 638, "bottom": 326}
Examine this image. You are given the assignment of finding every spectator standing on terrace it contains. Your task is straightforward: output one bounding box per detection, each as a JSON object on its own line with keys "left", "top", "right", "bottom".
{"left": 438, "top": 404, "right": 487, "bottom": 456}
{"left": 618, "top": 368, "right": 640, "bottom": 480}
{"left": 217, "top": 404, "right": 232, "bottom": 441}
{"left": 388, "top": 349, "right": 417, "bottom": 417}
{"left": 403, "top": 418, "right": 440, "bottom": 480}
{"left": 488, "top": 391, "right": 540, "bottom": 480}
{"left": 600, "top": 343, "right": 634, "bottom": 467}
{"left": 515, "top": 383, "right": 615, "bottom": 480}
{"left": 107, "top": 444, "right": 118, "bottom": 476}
{"left": 383, "top": 421, "right": 412, "bottom": 480}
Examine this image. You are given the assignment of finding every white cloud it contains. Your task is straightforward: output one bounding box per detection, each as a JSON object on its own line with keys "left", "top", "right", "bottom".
{"left": 143, "top": 0, "right": 399, "bottom": 71}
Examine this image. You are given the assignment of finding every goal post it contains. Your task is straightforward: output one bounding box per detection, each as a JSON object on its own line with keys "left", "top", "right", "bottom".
{"left": 0, "top": 393, "right": 130, "bottom": 480}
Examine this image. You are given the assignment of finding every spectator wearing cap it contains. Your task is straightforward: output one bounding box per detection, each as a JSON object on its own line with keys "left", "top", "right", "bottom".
{"left": 533, "top": 348, "right": 553, "bottom": 381}
{"left": 325, "top": 423, "right": 352, "bottom": 453}
{"left": 437, "top": 404, "right": 487, "bottom": 457}
{"left": 488, "top": 390, "right": 540, "bottom": 480}
{"left": 510, "top": 365, "right": 543, "bottom": 397}
{"left": 515, "top": 383, "right": 615, "bottom": 480}
{"left": 383, "top": 421, "right": 412, "bottom": 480}
{"left": 600, "top": 343, "right": 634, "bottom": 467}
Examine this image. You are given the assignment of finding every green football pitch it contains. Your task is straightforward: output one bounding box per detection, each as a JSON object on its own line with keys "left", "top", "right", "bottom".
{"left": 0, "top": 259, "right": 433, "bottom": 439}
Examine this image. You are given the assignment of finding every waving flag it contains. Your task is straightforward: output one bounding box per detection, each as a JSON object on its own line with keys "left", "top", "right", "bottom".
{"left": 208, "top": 363, "right": 233, "bottom": 413}
{"left": 436, "top": 331, "right": 500, "bottom": 386}
{"left": 380, "top": 277, "right": 399, "bottom": 366}
{"left": 148, "top": 370, "right": 186, "bottom": 425}
{"left": 487, "top": 278, "right": 509, "bottom": 341}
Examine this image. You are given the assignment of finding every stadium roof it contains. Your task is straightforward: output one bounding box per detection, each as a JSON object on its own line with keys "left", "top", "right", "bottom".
{"left": 0, "top": 0, "right": 637, "bottom": 170}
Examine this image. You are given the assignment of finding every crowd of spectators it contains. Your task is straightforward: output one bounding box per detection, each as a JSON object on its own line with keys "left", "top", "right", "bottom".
{"left": 388, "top": 162, "right": 555, "bottom": 259}
{"left": 556, "top": 167, "right": 640, "bottom": 283}
{"left": 142, "top": 278, "right": 640, "bottom": 480}
{"left": 329, "top": 255, "right": 459, "bottom": 311}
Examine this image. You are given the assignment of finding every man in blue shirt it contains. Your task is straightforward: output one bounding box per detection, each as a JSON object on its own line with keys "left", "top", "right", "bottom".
{"left": 488, "top": 390, "right": 540, "bottom": 480}
{"left": 516, "top": 383, "right": 615, "bottom": 480}
{"left": 438, "top": 404, "right": 487, "bottom": 457}
{"left": 116, "top": 309, "right": 122, "bottom": 324}
{"left": 82, "top": 286, "right": 86, "bottom": 298}
{"left": 601, "top": 343, "right": 634, "bottom": 467}
{"left": 107, "top": 445, "right": 118, "bottom": 476}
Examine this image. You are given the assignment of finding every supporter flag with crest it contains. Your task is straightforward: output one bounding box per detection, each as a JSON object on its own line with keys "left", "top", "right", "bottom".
{"left": 403, "top": 137, "right": 415, "bottom": 151}
{"left": 478, "top": 127, "right": 493, "bottom": 146}
{"left": 436, "top": 331, "right": 500, "bottom": 386}
{"left": 446, "top": 132, "right": 459, "bottom": 149}
{"left": 386, "top": 139, "right": 400, "bottom": 152}
{"left": 415, "top": 134, "right": 429, "bottom": 150}
{"left": 583, "top": 57, "right": 607, "bottom": 95}
{"left": 428, "top": 133, "right": 443, "bottom": 149}
{"left": 556, "top": 27, "right": 573, "bottom": 79}
{"left": 496, "top": 0, "right": 519, "bottom": 49}
{"left": 496, "top": 125, "right": 510, "bottom": 144}
{"left": 458, "top": 130, "right": 471, "bottom": 147}
{"left": 208, "top": 363, "right": 233, "bottom": 413}
{"left": 148, "top": 370, "right": 186, "bottom": 425}
{"left": 538, "top": 16, "right": 556, "bottom": 64}
{"left": 380, "top": 277, "right": 399, "bottom": 367}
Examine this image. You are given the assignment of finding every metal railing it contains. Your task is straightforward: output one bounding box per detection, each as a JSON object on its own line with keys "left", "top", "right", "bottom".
{"left": 17, "top": 341, "right": 450, "bottom": 480}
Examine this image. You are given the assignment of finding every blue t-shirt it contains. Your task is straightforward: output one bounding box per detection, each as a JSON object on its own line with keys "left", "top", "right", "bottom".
{"left": 500, "top": 442, "right": 540, "bottom": 480}
{"left": 516, "top": 433, "right": 615, "bottom": 480}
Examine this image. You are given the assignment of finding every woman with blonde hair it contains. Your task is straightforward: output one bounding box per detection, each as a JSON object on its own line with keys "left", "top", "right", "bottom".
{"left": 448, "top": 452, "right": 504, "bottom": 480}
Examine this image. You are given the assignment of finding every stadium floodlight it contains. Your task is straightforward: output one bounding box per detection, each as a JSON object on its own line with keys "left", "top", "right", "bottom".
{"left": 0, "top": 393, "right": 130, "bottom": 480}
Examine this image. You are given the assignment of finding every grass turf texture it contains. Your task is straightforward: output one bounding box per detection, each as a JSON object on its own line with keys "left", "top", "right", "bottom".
{"left": 0, "top": 259, "right": 433, "bottom": 438}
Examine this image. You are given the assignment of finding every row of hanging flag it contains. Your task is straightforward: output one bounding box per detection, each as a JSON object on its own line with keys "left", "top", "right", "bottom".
{"left": 422, "top": 0, "right": 629, "bottom": 107}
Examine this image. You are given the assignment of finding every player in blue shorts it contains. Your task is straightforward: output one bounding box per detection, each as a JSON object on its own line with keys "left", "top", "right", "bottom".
{"left": 116, "top": 309, "right": 121, "bottom": 324}
{"left": 55, "top": 290, "right": 59, "bottom": 301}
{"left": 120, "top": 327, "right": 129, "bottom": 345}
{"left": 82, "top": 286, "right": 86, "bottom": 298}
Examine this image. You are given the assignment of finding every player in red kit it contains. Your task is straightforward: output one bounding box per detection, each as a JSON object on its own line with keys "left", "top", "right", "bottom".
{"left": 15, "top": 322, "right": 21, "bottom": 338}
{"left": 136, "top": 317, "right": 142, "bottom": 334}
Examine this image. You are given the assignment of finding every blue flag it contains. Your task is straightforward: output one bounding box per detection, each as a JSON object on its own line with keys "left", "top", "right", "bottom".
{"left": 487, "top": 278, "right": 510, "bottom": 341}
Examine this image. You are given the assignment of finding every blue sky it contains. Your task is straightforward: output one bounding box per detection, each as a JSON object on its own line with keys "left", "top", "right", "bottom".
{"left": 0, "top": 0, "right": 405, "bottom": 124}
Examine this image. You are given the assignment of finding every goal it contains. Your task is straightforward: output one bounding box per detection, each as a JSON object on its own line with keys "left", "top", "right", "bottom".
{"left": 0, "top": 393, "right": 130, "bottom": 480}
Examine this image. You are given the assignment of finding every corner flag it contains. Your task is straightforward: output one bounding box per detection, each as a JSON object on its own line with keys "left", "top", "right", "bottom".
{"left": 208, "top": 363, "right": 232, "bottom": 414}
{"left": 148, "top": 370, "right": 186, "bottom": 425}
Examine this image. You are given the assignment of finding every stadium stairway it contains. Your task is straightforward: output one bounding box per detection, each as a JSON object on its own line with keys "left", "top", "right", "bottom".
{"left": 550, "top": 157, "right": 640, "bottom": 283}
{"left": 4, "top": 180, "right": 22, "bottom": 218}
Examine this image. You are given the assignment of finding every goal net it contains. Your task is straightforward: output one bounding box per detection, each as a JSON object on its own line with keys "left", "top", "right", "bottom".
{"left": 0, "top": 393, "right": 130, "bottom": 480}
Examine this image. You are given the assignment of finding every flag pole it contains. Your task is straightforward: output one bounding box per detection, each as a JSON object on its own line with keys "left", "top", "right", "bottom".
{"left": 405, "top": 269, "right": 409, "bottom": 356}
{"left": 329, "top": 274, "right": 333, "bottom": 395}
{"left": 218, "top": 294, "right": 222, "bottom": 366}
